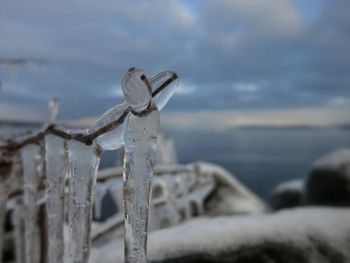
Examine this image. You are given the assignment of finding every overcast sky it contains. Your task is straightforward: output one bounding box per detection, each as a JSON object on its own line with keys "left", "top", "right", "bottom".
{"left": 0, "top": 0, "right": 349, "bottom": 126}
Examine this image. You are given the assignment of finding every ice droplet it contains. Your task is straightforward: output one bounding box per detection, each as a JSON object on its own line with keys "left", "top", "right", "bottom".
{"left": 123, "top": 109, "right": 159, "bottom": 263}
{"left": 45, "top": 134, "right": 68, "bottom": 263}
{"left": 67, "top": 140, "right": 101, "bottom": 263}
{"left": 20, "top": 144, "right": 42, "bottom": 263}
{"left": 151, "top": 70, "right": 178, "bottom": 111}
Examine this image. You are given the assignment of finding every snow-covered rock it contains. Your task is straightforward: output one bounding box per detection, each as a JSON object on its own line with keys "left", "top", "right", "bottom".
{"left": 306, "top": 149, "right": 350, "bottom": 206}
{"left": 91, "top": 208, "right": 350, "bottom": 263}
{"left": 196, "top": 162, "right": 266, "bottom": 215}
{"left": 270, "top": 179, "right": 304, "bottom": 210}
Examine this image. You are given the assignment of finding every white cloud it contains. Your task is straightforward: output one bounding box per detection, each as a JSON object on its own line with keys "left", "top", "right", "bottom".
{"left": 233, "top": 82, "right": 259, "bottom": 92}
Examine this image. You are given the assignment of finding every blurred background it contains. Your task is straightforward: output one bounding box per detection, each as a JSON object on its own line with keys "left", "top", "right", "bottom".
{"left": 1, "top": 0, "right": 349, "bottom": 199}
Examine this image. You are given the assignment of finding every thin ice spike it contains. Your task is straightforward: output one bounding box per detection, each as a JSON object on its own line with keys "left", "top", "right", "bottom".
{"left": 123, "top": 110, "right": 159, "bottom": 263}
{"left": 45, "top": 134, "right": 68, "bottom": 263}
{"left": 20, "top": 144, "right": 42, "bottom": 263}
{"left": 68, "top": 140, "right": 101, "bottom": 263}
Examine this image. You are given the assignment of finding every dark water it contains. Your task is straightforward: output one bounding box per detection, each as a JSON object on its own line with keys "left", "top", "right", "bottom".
{"left": 164, "top": 127, "right": 350, "bottom": 200}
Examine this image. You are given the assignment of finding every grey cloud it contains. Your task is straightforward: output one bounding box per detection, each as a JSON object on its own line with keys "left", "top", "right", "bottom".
{"left": 0, "top": 0, "right": 349, "bottom": 119}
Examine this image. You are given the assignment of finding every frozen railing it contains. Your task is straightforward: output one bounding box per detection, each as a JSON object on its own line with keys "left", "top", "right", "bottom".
{"left": 0, "top": 67, "right": 178, "bottom": 263}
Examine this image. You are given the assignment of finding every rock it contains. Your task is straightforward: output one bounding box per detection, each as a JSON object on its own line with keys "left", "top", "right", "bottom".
{"left": 270, "top": 180, "right": 304, "bottom": 210}
{"left": 306, "top": 149, "right": 350, "bottom": 206}
{"left": 91, "top": 208, "right": 350, "bottom": 263}
{"left": 196, "top": 162, "right": 266, "bottom": 215}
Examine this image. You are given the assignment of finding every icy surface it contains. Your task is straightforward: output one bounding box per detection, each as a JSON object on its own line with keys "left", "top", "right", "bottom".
{"left": 68, "top": 140, "right": 101, "bottom": 263}
{"left": 122, "top": 68, "right": 152, "bottom": 113}
{"left": 123, "top": 110, "right": 160, "bottom": 263}
{"left": 91, "top": 101, "right": 128, "bottom": 151}
{"left": 20, "top": 144, "right": 42, "bottom": 263}
{"left": 151, "top": 71, "right": 178, "bottom": 111}
{"left": 45, "top": 134, "right": 68, "bottom": 263}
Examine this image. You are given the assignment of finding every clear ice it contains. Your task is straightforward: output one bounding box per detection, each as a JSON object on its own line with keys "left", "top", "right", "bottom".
{"left": 20, "top": 144, "right": 42, "bottom": 263}
{"left": 123, "top": 110, "right": 159, "bottom": 263}
{"left": 0, "top": 67, "right": 177, "bottom": 263}
{"left": 91, "top": 102, "right": 128, "bottom": 151}
{"left": 45, "top": 134, "right": 68, "bottom": 263}
{"left": 67, "top": 139, "right": 101, "bottom": 263}
{"left": 0, "top": 153, "right": 13, "bottom": 263}
{"left": 151, "top": 70, "right": 178, "bottom": 111}
{"left": 120, "top": 68, "right": 177, "bottom": 263}
{"left": 47, "top": 98, "right": 59, "bottom": 125}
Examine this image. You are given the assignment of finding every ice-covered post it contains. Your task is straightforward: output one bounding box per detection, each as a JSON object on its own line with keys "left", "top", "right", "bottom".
{"left": 90, "top": 67, "right": 177, "bottom": 263}
{"left": 121, "top": 68, "right": 178, "bottom": 263}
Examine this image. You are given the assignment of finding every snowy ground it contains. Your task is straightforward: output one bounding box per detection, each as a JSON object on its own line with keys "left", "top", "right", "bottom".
{"left": 91, "top": 207, "right": 350, "bottom": 263}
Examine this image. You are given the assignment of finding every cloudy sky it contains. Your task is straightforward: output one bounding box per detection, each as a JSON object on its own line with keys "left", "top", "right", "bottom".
{"left": 0, "top": 0, "right": 349, "bottom": 127}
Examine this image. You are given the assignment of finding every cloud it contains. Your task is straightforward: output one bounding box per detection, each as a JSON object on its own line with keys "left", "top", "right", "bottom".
{"left": 0, "top": 0, "right": 349, "bottom": 123}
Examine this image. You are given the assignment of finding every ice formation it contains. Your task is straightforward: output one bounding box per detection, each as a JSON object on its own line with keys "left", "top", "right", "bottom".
{"left": 67, "top": 139, "right": 101, "bottom": 263}
{"left": 0, "top": 153, "right": 13, "bottom": 263}
{"left": 20, "top": 144, "right": 42, "bottom": 263}
{"left": 0, "top": 67, "right": 178, "bottom": 263}
{"left": 45, "top": 134, "right": 68, "bottom": 263}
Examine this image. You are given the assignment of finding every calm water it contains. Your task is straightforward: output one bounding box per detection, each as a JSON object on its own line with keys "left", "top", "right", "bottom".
{"left": 3, "top": 125, "right": 349, "bottom": 201}
{"left": 165, "top": 127, "right": 350, "bottom": 200}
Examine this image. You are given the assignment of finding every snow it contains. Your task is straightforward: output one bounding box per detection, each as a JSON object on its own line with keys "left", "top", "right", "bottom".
{"left": 91, "top": 207, "right": 350, "bottom": 263}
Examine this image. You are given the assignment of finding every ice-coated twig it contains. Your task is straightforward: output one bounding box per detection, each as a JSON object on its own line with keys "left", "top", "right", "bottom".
{"left": 67, "top": 140, "right": 101, "bottom": 263}
{"left": 0, "top": 67, "right": 178, "bottom": 263}
{"left": 0, "top": 70, "right": 177, "bottom": 154}
{"left": 45, "top": 134, "right": 68, "bottom": 263}
{"left": 20, "top": 144, "right": 42, "bottom": 263}
{"left": 48, "top": 98, "right": 60, "bottom": 124}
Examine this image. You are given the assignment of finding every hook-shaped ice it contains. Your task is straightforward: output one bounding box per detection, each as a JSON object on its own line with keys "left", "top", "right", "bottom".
{"left": 92, "top": 68, "right": 178, "bottom": 152}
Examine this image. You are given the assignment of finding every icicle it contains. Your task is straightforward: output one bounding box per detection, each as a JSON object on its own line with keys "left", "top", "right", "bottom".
{"left": 13, "top": 202, "right": 26, "bottom": 263}
{"left": 20, "top": 144, "right": 42, "bottom": 263}
{"left": 67, "top": 140, "right": 101, "bottom": 263}
{"left": 48, "top": 98, "right": 59, "bottom": 125}
{"left": 123, "top": 110, "right": 160, "bottom": 263}
{"left": 0, "top": 153, "right": 12, "bottom": 263}
{"left": 45, "top": 134, "right": 68, "bottom": 263}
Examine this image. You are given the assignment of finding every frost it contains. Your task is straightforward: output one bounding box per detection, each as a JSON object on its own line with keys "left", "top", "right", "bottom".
{"left": 67, "top": 140, "right": 101, "bottom": 263}
{"left": 45, "top": 134, "right": 68, "bottom": 263}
